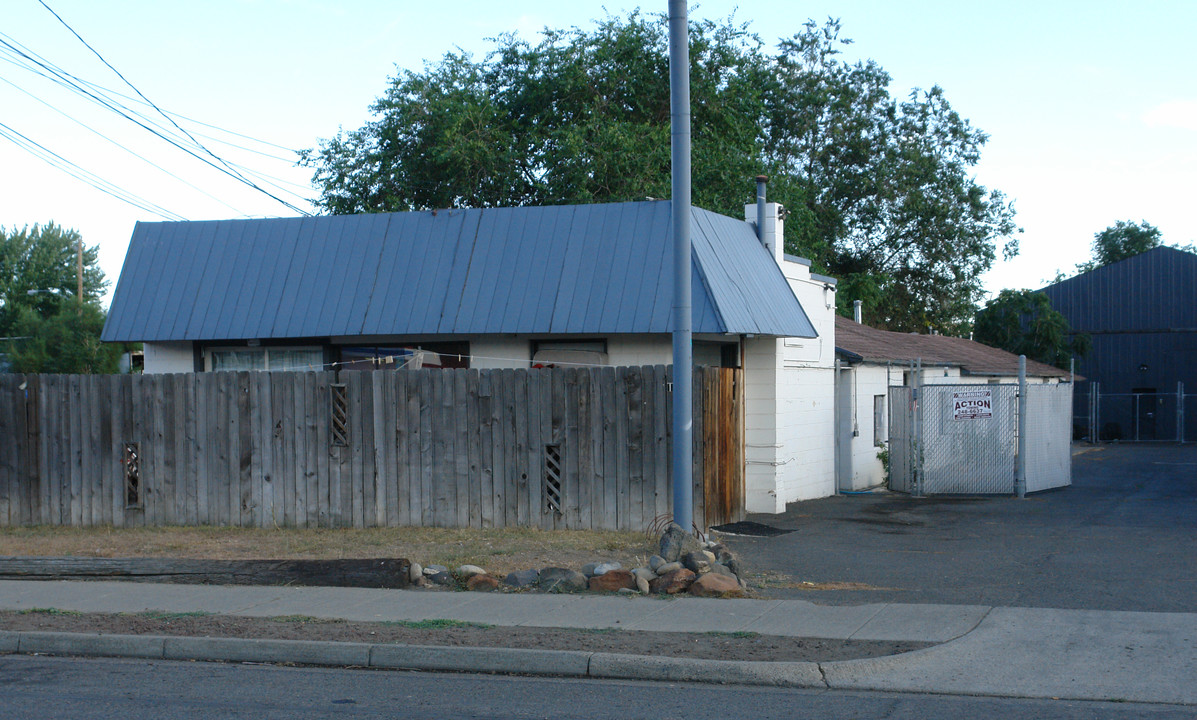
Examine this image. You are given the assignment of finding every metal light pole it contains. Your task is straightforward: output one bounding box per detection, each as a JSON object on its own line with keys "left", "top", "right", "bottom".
{"left": 668, "top": 0, "right": 693, "bottom": 529}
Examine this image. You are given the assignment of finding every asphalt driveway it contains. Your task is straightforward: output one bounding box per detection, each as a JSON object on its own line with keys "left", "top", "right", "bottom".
{"left": 724, "top": 444, "right": 1197, "bottom": 612}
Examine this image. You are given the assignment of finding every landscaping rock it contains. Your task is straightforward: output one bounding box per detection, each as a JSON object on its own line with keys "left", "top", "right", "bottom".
{"left": 427, "top": 570, "right": 454, "bottom": 586}
{"left": 689, "top": 572, "right": 745, "bottom": 598}
{"left": 581, "top": 561, "right": 622, "bottom": 578}
{"left": 455, "top": 564, "right": 487, "bottom": 579}
{"left": 424, "top": 564, "right": 448, "bottom": 576}
{"left": 659, "top": 522, "right": 703, "bottom": 563}
{"left": 635, "top": 576, "right": 650, "bottom": 594}
{"left": 708, "top": 562, "right": 736, "bottom": 578}
{"left": 708, "top": 544, "right": 734, "bottom": 564}
{"left": 466, "top": 574, "right": 500, "bottom": 592}
{"left": 617, "top": 587, "right": 638, "bottom": 595}
{"left": 538, "top": 567, "right": 588, "bottom": 593}
{"left": 593, "top": 562, "right": 622, "bottom": 576}
{"left": 631, "top": 567, "right": 656, "bottom": 582}
{"left": 724, "top": 557, "right": 742, "bottom": 578}
{"left": 682, "top": 551, "right": 712, "bottom": 575}
{"left": 412, "top": 575, "right": 428, "bottom": 587}
{"left": 648, "top": 568, "right": 696, "bottom": 595}
{"left": 408, "top": 563, "right": 423, "bottom": 583}
{"left": 503, "top": 568, "right": 540, "bottom": 588}
{"left": 588, "top": 569, "right": 636, "bottom": 593}
{"left": 648, "top": 555, "right": 666, "bottom": 572}
{"left": 654, "top": 561, "right": 683, "bottom": 576}
{"left": 702, "top": 550, "right": 717, "bottom": 563}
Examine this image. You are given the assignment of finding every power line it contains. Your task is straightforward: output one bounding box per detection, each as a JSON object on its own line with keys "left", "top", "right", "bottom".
{"left": 0, "top": 74, "right": 253, "bottom": 218}
{"left": 30, "top": 2, "right": 313, "bottom": 216}
{"left": 0, "top": 121, "right": 187, "bottom": 220}
{"left": 0, "top": 36, "right": 311, "bottom": 216}
{"left": 2, "top": 45, "right": 316, "bottom": 212}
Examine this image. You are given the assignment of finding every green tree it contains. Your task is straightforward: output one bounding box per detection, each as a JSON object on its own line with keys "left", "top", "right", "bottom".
{"left": 6, "top": 303, "right": 122, "bottom": 374}
{"left": 1079, "top": 220, "right": 1162, "bottom": 271}
{"left": 302, "top": 13, "right": 1017, "bottom": 333}
{"left": 0, "top": 223, "right": 106, "bottom": 336}
{"left": 762, "top": 20, "right": 1017, "bottom": 332}
{"left": 974, "top": 289, "right": 1089, "bottom": 369}
{"left": 1, "top": 223, "right": 117, "bottom": 374}
{"left": 300, "top": 13, "right": 766, "bottom": 218}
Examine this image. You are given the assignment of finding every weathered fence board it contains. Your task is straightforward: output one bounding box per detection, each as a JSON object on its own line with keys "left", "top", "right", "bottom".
{"left": 0, "top": 367, "right": 744, "bottom": 531}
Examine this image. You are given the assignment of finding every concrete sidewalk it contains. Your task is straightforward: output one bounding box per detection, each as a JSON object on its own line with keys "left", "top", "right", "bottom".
{"left": 0, "top": 579, "right": 1194, "bottom": 705}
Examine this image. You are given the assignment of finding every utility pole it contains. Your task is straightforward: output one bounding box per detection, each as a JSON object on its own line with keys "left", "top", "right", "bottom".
{"left": 668, "top": 0, "right": 693, "bottom": 530}
{"left": 76, "top": 235, "right": 83, "bottom": 314}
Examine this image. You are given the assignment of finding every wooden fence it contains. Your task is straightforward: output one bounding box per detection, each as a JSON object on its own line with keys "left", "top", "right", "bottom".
{"left": 0, "top": 366, "right": 744, "bottom": 531}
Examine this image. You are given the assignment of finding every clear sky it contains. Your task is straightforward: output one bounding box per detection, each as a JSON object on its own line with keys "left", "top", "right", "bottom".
{"left": 3, "top": 1, "right": 1195, "bottom": 308}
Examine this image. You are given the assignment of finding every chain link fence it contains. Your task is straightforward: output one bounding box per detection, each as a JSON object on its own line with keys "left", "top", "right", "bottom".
{"left": 888, "top": 381, "right": 1072, "bottom": 495}
{"left": 1074, "top": 383, "right": 1191, "bottom": 443}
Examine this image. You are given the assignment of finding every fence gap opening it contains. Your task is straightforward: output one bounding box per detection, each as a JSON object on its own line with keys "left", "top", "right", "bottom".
{"left": 330, "top": 383, "right": 349, "bottom": 447}
{"left": 543, "top": 444, "right": 562, "bottom": 514}
{"left": 123, "top": 442, "right": 141, "bottom": 508}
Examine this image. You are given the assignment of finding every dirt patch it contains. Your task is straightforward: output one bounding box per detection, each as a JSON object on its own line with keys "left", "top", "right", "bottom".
{"left": 0, "top": 526, "right": 652, "bottom": 579}
{"left": 750, "top": 571, "right": 900, "bottom": 592}
{"left": 0, "top": 610, "right": 932, "bottom": 663}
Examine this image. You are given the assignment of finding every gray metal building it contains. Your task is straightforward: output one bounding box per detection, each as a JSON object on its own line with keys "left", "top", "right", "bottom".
{"left": 1041, "top": 246, "right": 1197, "bottom": 441}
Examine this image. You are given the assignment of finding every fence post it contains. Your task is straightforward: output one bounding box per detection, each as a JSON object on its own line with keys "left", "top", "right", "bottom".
{"left": 1015, "top": 355, "right": 1027, "bottom": 499}
{"left": 1179, "top": 381, "right": 1186, "bottom": 444}
{"left": 913, "top": 358, "right": 923, "bottom": 497}
{"left": 1134, "top": 393, "right": 1140, "bottom": 442}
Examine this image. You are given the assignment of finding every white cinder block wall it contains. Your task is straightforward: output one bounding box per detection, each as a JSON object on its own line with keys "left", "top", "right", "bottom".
{"left": 742, "top": 202, "right": 838, "bottom": 513}
{"left": 143, "top": 341, "right": 194, "bottom": 373}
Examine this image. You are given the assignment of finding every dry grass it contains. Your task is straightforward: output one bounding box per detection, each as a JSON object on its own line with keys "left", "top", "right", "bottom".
{"left": 0, "top": 526, "right": 655, "bottom": 576}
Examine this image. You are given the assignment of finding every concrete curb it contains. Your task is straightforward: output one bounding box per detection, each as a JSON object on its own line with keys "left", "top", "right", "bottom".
{"left": 163, "top": 636, "right": 372, "bottom": 667}
{"left": 369, "top": 644, "right": 592, "bottom": 677}
{"left": 16, "top": 631, "right": 166, "bottom": 659}
{"left": 588, "top": 652, "right": 824, "bottom": 687}
{"left": 0, "top": 629, "right": 823, "bottom": 687}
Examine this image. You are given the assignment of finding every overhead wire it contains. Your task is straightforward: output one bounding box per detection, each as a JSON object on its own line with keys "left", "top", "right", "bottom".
{"left": 0, "top": 36, "right": 313, "bottom": 215}
{"left": 0, "top": 74, "right": 252, "bottom": 218}
{"left": 0, "top": 121, "right": 187, "bottom": 220}
{"left": 1, "top": 44, "right": 317, "bottom": 216}
{"left": 0, "top": 31, "right": 447, "bottom": 211}
{"left": 36, "top": 0, "right": 312, "bottom": 216}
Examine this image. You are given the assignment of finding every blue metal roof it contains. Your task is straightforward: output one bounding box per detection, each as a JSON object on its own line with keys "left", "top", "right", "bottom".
{"left": 102, "top": 201, "right": 817, "bottom": 342}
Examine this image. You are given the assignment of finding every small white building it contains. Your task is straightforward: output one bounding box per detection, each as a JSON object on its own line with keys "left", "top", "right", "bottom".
{"left": 834, "top": 315, "right": 1071, "bottom": 492}
{"left": 103, "top": 198, "right": 840, "bottom": 515}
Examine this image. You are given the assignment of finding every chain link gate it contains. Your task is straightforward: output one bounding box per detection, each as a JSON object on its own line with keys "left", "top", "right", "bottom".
{"left": 887, "top": 382, "right": 1072, "bottom": 495}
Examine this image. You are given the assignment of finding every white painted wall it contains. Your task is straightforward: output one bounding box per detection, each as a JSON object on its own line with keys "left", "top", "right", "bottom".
{"left": 471, "top": 334, "right": 674, "bottom": 369}
{"left": 606, "top": 335, "right": 673, "bottom": 367}
{"left": 143, "top": 341, "right": 194, "bottom": 373}
{"left": 469, "top": 337, "right": 532, "bottom": 369}
{"left": 740, "top": 201, "right": 838, "bottom": 512}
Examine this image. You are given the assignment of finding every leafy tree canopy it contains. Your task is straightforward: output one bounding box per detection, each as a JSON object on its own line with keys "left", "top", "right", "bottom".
{"left": 302, "top": 13, "right": 1017, "bottom": 333}
{"left": 973, "top": 289, "right": 1088, "bottom": 369}
{"left": 1082, "top": 220, "right": 1162, "bottom": 271}
{"left": 1, "top": 223, "right": 119, "bottom": 374}
{"left": 6, "top": 303, "right": 123, "bottom": 374}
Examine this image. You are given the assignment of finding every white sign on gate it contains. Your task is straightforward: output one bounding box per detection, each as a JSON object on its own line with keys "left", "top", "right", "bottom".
{"left": 952, "top": 389, "right": 993, "bottom": 420}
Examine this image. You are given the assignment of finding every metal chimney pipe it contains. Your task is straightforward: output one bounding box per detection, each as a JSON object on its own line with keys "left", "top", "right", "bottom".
{"left": 668, "top": 0, "right": 693, "bottom": 531}
{"left": 755, "top": 175, "right": 768, "bottom": 247}
{"left": 853, "top": 300, "right": 862, "bottom": 324}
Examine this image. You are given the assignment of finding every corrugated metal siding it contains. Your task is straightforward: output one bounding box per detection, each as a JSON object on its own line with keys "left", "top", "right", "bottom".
{"left": 1042, "top": 247, "right": 1197, "bottom": 333}
{"left": 102, "top": 201, "right": 817, "bottom": 343}
{"left": 1041, "top": 246, "right": 1197, "bottom": 397}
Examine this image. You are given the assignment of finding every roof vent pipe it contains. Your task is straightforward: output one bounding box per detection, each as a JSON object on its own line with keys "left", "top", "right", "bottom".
{"left": 755, "top": 175, "right": 768, "bottom": 248}
{"left": 853, "top": 300, "right": 862, "bottom": 324}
